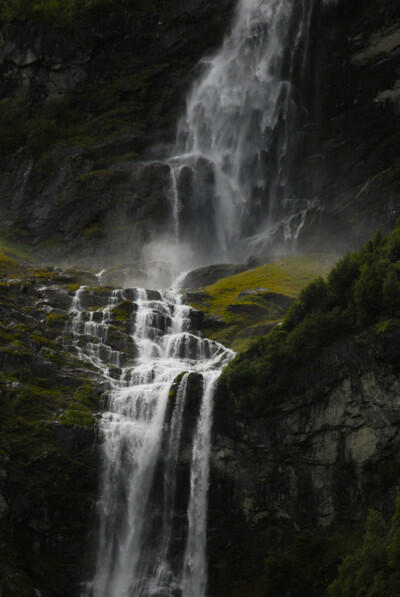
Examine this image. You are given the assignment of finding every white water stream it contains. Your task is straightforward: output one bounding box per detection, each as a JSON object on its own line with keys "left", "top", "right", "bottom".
{"left": 65, "top": 286, "right": 233, "bottom": 597}
{"left": 167, "top": 0, "right": 317, "bottom": 264}
{"left": 73, "top": 1, "right": 321, "bottom": 595}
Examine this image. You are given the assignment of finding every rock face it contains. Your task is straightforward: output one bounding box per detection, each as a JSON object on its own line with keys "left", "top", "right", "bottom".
{"left": 207, "top": 327, "right": 400, "bottom": 595}
{"left": 0, "top": 0, "right": 235, "bottom": 261}
{"left": 0, "top": 265, "right": 155, "bottom": 596}
{"left": 297, "top": 0, "right": 400, "bottom": 250}
{"left": 179, "top": 264, "right": 248, "bottom": 290}
{"left": 0, "top": 0, "right": 399, "bottom": 261}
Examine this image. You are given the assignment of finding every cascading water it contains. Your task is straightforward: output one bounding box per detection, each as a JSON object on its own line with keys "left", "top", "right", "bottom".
{"left": 64, "top": 286, "right": 233, "bottom": 597}
{"left": 167, "top": 0, "right": 319, "bottom": 264}
{"left": 70, "top": 2, "right": 322, "bottom": 595}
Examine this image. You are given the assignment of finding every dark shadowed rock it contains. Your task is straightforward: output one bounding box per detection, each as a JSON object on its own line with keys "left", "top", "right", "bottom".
{"left": 179, "top": 264, "right": 248, "bottom": 289}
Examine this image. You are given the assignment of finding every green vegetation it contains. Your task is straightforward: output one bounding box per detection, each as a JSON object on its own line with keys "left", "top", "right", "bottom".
{"left": 0, "top": 0, "right": 175, "bottom": 25}
{"left": 111, "top": 301, "right": 132, "bottom": 323}
{"left": 60, "top": 384, "right": 100, "bottom": 427}
{"left": 220, "top": 223, "right": 400, "bottom": 413}
{"left": 0, "top": 62, "right": 172, "bottom": 166}
{"left": 0, "top": 248, "right": 23, "bottom": 275}
{"left": 190, "top": 254, "right": 335, "bottom": 351}
{"left": 262, "top": 497, "right": 400, "bottom": 597}
{"left": 46, "top": 311, "right": 69, "bottom": 328}
{"left": 264, "top": 529, "right": 359, "bottom": 597}
{"left": 328, "top": 500, "right": 400, "bottom": 597}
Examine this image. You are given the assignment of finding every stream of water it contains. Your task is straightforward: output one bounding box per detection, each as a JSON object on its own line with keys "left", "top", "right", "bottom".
{"left": 65, "top": 287, "right": 233, "bottom": 597}
{"left": 76, "top": 1, "right": 319, "bottom": 594}
{"left": 168, "top": 0, "right": 317, "bottom": 264}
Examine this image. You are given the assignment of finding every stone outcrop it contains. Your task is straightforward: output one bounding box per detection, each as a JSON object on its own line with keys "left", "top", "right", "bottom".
{"left": 207, "top": 326, "right": 400, "bottom": 595}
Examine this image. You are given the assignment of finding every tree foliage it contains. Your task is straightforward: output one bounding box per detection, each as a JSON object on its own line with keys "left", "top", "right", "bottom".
{"left": 220, "top": 222, "right": 400, "bottom": 413}
{"left": 328, "top": 501, "right": 400, "bottom": 597}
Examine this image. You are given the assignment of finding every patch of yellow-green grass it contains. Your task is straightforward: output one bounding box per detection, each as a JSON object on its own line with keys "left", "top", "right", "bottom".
{"left": 0, "top": 234, "right": 32, "bottom": 262}
{"left": 204, "top": 254, "right": 336, "bottom": 311}
{"left": 0, "top": 234, "right": 36, "bottom": 278}
{"left": 190, "top": 254, "right": 337, "bottom": 352}
{"left": 0, "top": 248, "right": 23, "bottom": 276}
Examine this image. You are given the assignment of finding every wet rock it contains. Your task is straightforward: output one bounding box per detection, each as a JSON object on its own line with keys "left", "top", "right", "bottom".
{"left": 180, "top": 264, "right": 248, "bottom": 289}
{"left": 38, "top": 286, "right": 72, "bottom": 309}
{"left": 78, "top": 289, "right": 112, "bottom": 310}
{"left": 105, "top": 326, "right": 137, "bottom": 357}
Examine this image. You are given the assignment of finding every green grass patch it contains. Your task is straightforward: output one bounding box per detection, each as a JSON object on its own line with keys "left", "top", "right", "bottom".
{"left": 202, "top": 254, "right": 336, "bottom": 312}
{"left": 219, "top": 224, "right": 400, "bottom": 414}
{"left": 191, "top": 254, "right": 336, "bottom": 351}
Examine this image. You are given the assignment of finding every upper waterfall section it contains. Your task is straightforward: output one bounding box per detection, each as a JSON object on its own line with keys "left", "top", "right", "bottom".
{"left": 169, "top": 0, "right": 319, "bottom": 265}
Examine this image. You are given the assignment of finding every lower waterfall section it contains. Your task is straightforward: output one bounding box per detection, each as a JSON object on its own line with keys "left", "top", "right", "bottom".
{"left": 64, "top": 286, "right": 234, "bottom": 597}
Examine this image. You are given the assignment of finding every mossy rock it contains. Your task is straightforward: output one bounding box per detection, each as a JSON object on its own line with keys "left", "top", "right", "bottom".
{"left": 188, "top": 254, "right": 334, "bottom": 351}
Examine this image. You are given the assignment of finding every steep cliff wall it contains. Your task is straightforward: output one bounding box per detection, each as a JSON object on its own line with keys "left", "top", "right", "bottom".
{"left": 207, "top": 223, "right": 400, "bottom": 596}
{"left": 209, "top": 329, "right": 400, "bottom": 595}
{"left": 0, "top": 0, "right": 235, "bottom": 261}
{"left": 0, "top": 0, "right": 398, "bottom": 261}
{"left": 299, "top": 0, "right": 400, "bottom": 250}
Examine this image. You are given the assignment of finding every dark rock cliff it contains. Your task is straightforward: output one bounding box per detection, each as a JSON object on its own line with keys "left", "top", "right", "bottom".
{"left": 297, "top": 0, "right": 400, "bottom": 250}
{"left": 0, "top": 0, "right": 235, "bottom": 262}
{"left": 0, "top": 265, "right": 145, "bottom": 596}
{"left": 208, "top": 327, "right": 400, "bottom": 595}
{"left": 0, "top": 0, "right": 398, "bottom": 261}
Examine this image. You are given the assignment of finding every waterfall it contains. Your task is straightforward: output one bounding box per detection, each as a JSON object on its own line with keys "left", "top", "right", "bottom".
{"left": 64, "top": 286, "right": 234, "bottom": 597}
{"left": 68, "top": 2, "right": 321, "bottom": 595}
{"left": 168, "top": 0, "right": 318, "bottom": 263}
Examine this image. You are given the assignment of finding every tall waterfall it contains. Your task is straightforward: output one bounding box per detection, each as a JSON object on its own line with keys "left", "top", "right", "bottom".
{"left": 65, "top": 287, "right": 233, "bottom": 597}
{"left": 72, "top": 1, "right": 320, "bottom": 595}
{"left": 168, "top": 0, "right": 317, "bottom": 265}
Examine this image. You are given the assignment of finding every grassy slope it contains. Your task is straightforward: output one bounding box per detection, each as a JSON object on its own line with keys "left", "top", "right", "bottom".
{"left": 219, "top": 223, "right": 400, "bottom": 414}
{"left": 190, "top": 254, "right": 337, "bottom": 352}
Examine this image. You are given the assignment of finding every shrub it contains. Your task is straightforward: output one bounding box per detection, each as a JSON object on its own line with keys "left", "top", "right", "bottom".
{"left": 221, "top": 223, "right": 400, "bottom": 414}
{"left": 328, "top": 504, "right": 400, "bottom": 597}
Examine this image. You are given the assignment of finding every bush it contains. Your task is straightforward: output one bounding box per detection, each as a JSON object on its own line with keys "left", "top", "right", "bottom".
{"left": 328, "top": 502, "right": 400, "bottom": 597}
{"left": 221, "top": 223, "right": 400, "bottom": 414}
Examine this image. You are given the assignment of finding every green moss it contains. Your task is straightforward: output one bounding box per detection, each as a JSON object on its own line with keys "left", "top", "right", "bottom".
{"left": 220, "top": 224, "right": 400, "bottom": 414}
{"left": 46, "top": 312, "right": 69, "bottom": 328}
{"left": 0, "top": 248, "right": 23, "bottom": 276}
{"left": 106, "top": 151, "right": 139, "bottom": 165}
{"left": 376, "top": 318, "right": 400, "bottom": 334}
{"left": 328, "top": 502, "right": 400, "bottom": 597}
{"left": 76, "top": 169, "right": 113, "bottom": 183}
{"left": 190, "top": 254, "right": 335, "bottom": 351}
{"left": 264, "top": 529, "right": 359, "bottom": 597}
{"left": 82, "top": 222, "right": 103, "bottom": 240}
{"left": 110, "top": 300, "right": 133, "bottom": 323}
{"left": 60, "top": 384, "right": 99, "bottom": 428}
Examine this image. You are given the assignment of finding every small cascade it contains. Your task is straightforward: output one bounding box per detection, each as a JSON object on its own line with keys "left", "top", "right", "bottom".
{"left": 64, "top": 286, "right": 234, "bottom": 597}
{"left": 168, "top": 165, "right": 181, "bottom": 244}
{"left": 166, "top": 0, "right": 319, "bottom": 262}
